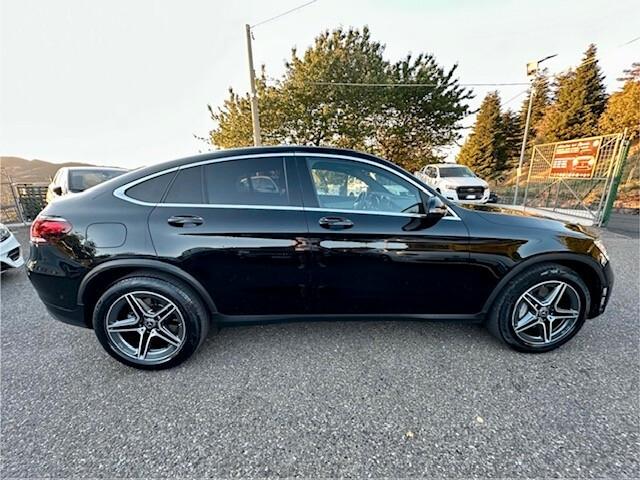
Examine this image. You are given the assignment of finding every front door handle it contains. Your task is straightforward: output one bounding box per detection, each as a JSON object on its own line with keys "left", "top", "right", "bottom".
{"left": 167, "top": 215, "right": 204, "bottom": 228}
{"left": 318, "top": 216, "right": 354, "bottom": 230}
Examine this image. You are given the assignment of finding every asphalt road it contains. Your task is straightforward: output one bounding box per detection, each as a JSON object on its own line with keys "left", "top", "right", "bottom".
{"left": 1, "top": 226, "right": 638, "bottom": 478}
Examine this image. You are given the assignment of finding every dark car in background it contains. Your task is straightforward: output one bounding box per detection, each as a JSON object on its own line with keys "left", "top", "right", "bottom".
{"left": 27, "top": 146, "right": 613, "bottom": 369}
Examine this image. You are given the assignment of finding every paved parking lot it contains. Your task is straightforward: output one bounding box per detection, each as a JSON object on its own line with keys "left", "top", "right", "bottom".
{"left": 1, "top": 225, "right": 638, "bottom": 478}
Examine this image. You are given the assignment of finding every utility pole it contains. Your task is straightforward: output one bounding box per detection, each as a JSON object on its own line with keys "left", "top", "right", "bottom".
{"left": 513, "top": 54, "right": 557, "bottom": 205}
{"left": 245, "top": 24, "right": 262, "bottom": 146}
{"left": 513, "top": 83, "right": 535, "bottom": 205}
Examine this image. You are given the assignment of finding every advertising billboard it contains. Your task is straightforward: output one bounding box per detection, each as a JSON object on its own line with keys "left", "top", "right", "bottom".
{"left": 550, "top": 138, "right": 601, "bottom": 178}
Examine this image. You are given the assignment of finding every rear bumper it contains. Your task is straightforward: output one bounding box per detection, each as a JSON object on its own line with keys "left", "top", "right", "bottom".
{"left": 27, "top": 244, "right": 90, "bottom": 328}
{"left": 43, "top": 302, "right": 89, "bottom": 329}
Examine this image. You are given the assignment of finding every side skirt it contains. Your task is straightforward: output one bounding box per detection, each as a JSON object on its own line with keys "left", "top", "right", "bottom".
{"left": 214, "top": 313, "right": 485, "bottom": 327}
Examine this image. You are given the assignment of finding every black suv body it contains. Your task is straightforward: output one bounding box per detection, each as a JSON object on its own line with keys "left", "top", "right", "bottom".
{"left": 28, "top": 146, "right": 613, "bottom": 369}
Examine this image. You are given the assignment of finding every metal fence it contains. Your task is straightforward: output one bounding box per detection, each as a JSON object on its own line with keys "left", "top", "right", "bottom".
{"left": 1, "top": 168, "right": 48, "bottom": 224}
{"left": 510, "top": 133, "right": 629, "bottom": 225}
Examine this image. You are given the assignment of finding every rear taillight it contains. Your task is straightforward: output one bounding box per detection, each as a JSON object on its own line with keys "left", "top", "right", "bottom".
{"left": 30, "top": 216, "right": 72, "bottom": 244}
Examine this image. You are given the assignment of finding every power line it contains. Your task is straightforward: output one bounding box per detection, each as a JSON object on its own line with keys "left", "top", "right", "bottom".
{"left": 251, "top": 0, "right": 318, "bottom": 29}
{"left": 502, "top": 89, "right": 529, "bottom": 106}
{"left": 619, "top": 35, "right": 640, "bottom": 46}
{"left": 309, "top": 81, "right": 529, "bottom": 87}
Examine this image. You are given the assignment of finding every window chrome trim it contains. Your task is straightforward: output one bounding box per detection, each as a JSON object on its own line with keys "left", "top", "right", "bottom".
{"left": 112, "top": 151, "right": 461, "bottom": 220}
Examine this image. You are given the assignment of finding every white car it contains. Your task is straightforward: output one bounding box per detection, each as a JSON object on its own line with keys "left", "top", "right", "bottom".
{"left": 0, "top": 223, "right": 25, "bottom": 272}
{"left": 46, "top": 167, "right": 127, "bottom": 204}
{"left": 415, "top": 164, "right": 490, "bottom": 203}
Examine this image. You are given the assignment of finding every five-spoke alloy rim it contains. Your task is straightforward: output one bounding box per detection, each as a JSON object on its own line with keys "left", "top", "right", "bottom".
{"left": 511, "top": 280, "right": 582, "bottom": 346}
{"left": 105, "top": 291, "right": 186, "bottom": 364}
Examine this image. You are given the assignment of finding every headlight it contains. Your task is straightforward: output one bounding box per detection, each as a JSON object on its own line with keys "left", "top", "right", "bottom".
{"left": 594, "top": 238, "right": 610, "bottom": 264}
{"left": 0, "top": 224, "right": 10, "bottom": 242}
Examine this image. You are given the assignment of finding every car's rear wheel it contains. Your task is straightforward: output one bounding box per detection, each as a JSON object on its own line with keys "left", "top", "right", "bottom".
{"left": 93, "top": 274, "right": 209, "bottom": 369}
{"left": 486, "top": 263, "right": 590, "bottom": 352}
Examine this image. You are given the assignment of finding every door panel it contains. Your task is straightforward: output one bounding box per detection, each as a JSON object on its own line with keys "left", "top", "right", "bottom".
{"left": 148, "top": 156, "right": 309, "bottom": 316}
{"left": 298, "top": 155, "right": 484, "bottom": 315}
{"left": 306, "top": 211, "right": 476, "bottom": 314}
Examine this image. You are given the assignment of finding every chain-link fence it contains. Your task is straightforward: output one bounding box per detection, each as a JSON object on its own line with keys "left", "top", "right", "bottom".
{"left": 491, "top": 133, "right": 629, "bottom": 225}
{"left": 521, "top": 134, "right": 626, "bottom": 223}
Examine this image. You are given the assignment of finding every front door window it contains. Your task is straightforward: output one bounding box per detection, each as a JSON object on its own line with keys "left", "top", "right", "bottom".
{"left": 306, "top": 158, "right": 422, "bottom": 214}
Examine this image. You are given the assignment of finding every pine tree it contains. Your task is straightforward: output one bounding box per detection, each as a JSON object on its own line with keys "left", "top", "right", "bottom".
{"left": 501, "top": 109, "right": 522, "bottom": 172}
{"left": 519, "top": 70, "right": 551, "bottom": 146}
{"left": 457, "top": 91, "right": 506, "bottom": 179}
{"left": 599, "top": 76, "right": 640, "bottom": 140}
{"left": 537, "top": 44, "right": 607, "bottom": 142}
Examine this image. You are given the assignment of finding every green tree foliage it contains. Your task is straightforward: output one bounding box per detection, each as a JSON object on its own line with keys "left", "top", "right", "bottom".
{"left": 599, "top": 73, "right": 640, "bottom": 140}
{"left": 600, "top": 66, "right": 640, "bottom": 186}
{"left": 207, "top": 27, "right": 472, "bottom": 172}
{"left": 501, "top": 109, "right": 522, "bottom": 171}
{"left": 456, "top": 91, "right": 507, "bottom": 179}
{"left": 537, "top": 44, "right": 607, "bottom": 142}
{"left": 519, "top": 70, "right": 550, "bottom": 146}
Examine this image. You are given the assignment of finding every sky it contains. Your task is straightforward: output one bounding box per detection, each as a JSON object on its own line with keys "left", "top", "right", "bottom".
{"left": 1, "top": 0, "right": 638, "bottom": 168}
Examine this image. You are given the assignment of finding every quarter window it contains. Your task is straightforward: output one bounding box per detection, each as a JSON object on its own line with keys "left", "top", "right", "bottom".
{"left": 204, "top": 157, "right": 289, "bottom": 206}
{"left": 307, "top": 158, "right": 422, "bottom": 214}
{"left": 125, "top": 172, "right": 175, "bottom": 203}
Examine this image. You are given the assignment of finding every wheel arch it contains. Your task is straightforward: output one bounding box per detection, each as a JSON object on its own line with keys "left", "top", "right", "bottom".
{"left": 482, "top": 253, "right": 606, "bottom": 319}
{"left": 78, "top": 259, "right": 217, "bottom": 328}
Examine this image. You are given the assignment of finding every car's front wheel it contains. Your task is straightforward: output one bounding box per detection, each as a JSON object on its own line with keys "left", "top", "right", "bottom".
{"left": 487, "top": 263, "right": 591, "bottom": 352}
{"left": 93, "top": 274, "right": 209, "bottom": 369}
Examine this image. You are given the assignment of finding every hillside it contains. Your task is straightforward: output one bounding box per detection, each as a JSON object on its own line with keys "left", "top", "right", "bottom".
{"left": 0, "top": 156, "right": 96, "bottom": 183}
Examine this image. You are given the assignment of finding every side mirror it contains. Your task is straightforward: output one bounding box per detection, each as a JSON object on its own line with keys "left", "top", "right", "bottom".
{"left": 53, "top": 186, "right": 63, "bottom": 196}
{"left": 426, "top": 196, "right": 448, "bottom": 220}
{"left": 402, "top": 196, "right": 448, "bottom": 231}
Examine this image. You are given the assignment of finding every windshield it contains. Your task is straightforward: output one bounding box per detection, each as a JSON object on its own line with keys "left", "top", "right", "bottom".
{"left": 68, "top": 169, "right": 125, "bottom": 192}
{"left": 439, "top": 166, "right": 475, "bottom": 178}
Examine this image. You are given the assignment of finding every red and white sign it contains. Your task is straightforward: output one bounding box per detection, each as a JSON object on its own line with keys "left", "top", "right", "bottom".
{"left": 550, "top": 138, "right": 601, "bottom": 178}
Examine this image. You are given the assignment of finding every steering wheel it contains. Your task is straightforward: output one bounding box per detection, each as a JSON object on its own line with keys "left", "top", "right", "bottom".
{"left": 354, "top": 191, "right": 397, "bottom": 211}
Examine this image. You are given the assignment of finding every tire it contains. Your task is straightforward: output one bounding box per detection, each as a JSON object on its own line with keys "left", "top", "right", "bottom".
{"left": 93, "top": 273, "right": 210, "bottom": 369}
{"left": 486, "top": 263, "right": 591, "bottom": 353}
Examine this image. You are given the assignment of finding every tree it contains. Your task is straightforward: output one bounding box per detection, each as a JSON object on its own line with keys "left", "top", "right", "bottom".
{"left": 207, "top": 26, "right": 472, "bottom": 171}
{"left": 519, "top": 70, "right": 550, "bottom": 146}
{"left": 457, "top": 91, "right": 506, "bottom": 179}
{"left": 600, "top": 71, "right": 640, "bottom": 140}
{"left": 501, "top": 109, "right": 522, "bottom": 172}
{"left": 537, "top": 44, "right": 607, "bottom": 142}
{"left": 617, "top": 62, "right": 640, "bottom": 82}
{"left": 600, "top": 65, "right": 640, "bottom": 186}
{"left": 208, "top": 71, "right": 287, "bottom": 148}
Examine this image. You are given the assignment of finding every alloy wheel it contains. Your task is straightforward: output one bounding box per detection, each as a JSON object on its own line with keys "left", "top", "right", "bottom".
{"left": 511, "top": 280, "right": 581, "bottom": 346}
{"left": 105, "top": 291, "right": 186, "bottom": 364}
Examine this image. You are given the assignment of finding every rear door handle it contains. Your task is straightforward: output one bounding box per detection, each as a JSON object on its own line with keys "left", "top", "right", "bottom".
{"left": 318, "top": 216, "right": 354, "bottom": 230}
{"left": 167, "top": 215, "right": 204, "bottom": 228}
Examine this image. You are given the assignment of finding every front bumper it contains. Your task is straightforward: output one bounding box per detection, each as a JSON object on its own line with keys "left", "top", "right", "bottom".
{"left": 596, "top": 260, "right": 614, "bottom": 316}
{"left": 441, "top": 187, "right": 490, "bottom": 203}
{"left": 0, "top": 235, "right": 25, "bottom": 270}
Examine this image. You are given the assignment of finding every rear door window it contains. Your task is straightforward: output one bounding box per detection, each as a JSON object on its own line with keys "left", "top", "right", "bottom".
{"left": 203, "top": 157, "right": 289, "bottom": 206}
{"left": 164, "top": 166, "right": 204, "bottom": 204}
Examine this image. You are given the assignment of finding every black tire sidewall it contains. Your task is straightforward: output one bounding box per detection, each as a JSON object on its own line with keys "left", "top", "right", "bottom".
{"left": 489, "top": 264, "right": 591, "bottom": 353}
{"left": 93, "top": 276, "right": 207, "bottom": 370}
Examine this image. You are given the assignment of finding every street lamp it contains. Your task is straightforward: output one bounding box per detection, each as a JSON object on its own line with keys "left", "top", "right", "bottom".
{"left": 513, "top": 54, "right": 558, "bottom": 205}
